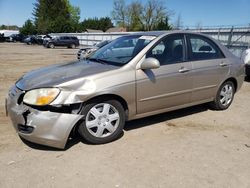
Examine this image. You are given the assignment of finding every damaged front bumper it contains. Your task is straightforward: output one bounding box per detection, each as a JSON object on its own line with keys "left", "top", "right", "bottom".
{"left": 6, "top": 85, "right": 83, "bottom": 149}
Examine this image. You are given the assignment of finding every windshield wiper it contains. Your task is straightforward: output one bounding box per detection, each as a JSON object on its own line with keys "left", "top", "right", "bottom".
{"left": 88, "top": 58, "right": 107, "bottom": 65}
{"left": 88, "top": 57, "right": 123, "bottom": 67}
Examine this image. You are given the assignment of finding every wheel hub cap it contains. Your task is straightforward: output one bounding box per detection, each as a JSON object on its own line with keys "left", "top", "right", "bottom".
{"left": 86, "top": 103, "right": 120, "bottom": 138}
{"left": 220, "top": 84, "right": 233, "bottom": 106}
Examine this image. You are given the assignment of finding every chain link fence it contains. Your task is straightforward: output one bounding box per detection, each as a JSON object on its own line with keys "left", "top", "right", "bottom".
{"left": 52, "top": 26, "right": 250, "bottom": 57}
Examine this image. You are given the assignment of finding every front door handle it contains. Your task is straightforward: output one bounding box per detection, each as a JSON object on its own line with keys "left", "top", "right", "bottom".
{"left": 220, "top": 62, "right": 228, "bottom": 67}
{"left": 179, "top": 67, "right": 190, "bottom": 73}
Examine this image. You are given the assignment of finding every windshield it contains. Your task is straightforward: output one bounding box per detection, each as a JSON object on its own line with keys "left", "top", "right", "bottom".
{"left": 96, "top": 40, "right": 109, "bottom": 48}
{"left": 89, "top": 35, "right": 156, "bottom": 66}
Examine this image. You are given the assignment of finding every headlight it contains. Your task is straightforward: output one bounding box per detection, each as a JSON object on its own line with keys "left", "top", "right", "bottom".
{"left": 23, "top": 88, "right": 60, "bottom": 106}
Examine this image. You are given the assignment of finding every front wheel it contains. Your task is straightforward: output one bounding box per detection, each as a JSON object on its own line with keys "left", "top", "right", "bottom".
{"left": 209, "top": 81, "right": 235, "bottom": 110}
{"left": 78, "top": 100, "right": 125, "bottom": 144}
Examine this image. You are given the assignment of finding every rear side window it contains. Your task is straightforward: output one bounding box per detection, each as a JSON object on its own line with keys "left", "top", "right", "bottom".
{"left": 187, "top": 35, "right": 224, "bottom": 61}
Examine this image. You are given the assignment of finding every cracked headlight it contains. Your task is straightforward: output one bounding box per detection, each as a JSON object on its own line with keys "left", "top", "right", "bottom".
{"left": 23, "top": 88, "right": 60, "bottom": 106}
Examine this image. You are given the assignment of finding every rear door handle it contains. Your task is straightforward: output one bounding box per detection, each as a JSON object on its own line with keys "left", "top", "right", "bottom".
{"left": 220, "top": 62, "right": 228, "bottom": 67}
{"left": 179, "top": 67, "right": 190, "bottom": 73}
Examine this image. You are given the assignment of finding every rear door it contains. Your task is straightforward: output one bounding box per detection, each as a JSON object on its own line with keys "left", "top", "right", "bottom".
{"left": 136, "top": 34, "right": 193, "bottom": 114}
{"left": 186, "top": 34, "right": 228, "bottom": 102}
{"left": 57, "top": 37, "right": 65, "bottom": 46}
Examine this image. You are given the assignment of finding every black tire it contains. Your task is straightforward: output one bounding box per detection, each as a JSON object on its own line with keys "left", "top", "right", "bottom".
{"left": 49, "top": 43, "right": 55, "bottom": 48}
{"left": 78, "top": 100, "right": 125, "bottom": 144}
{"left": 70, "top": 44, "right": 76, "bottom": 48}
{"left": 209, "top": 81, "right": 235, "bottom": 110}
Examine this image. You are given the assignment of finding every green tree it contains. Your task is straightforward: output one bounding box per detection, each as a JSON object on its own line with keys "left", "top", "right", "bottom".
{"left": 80, "top": 17, "right": 113, "bottom": 32}
{"left": 20, "top": 19, "right": 36, "bottom": 35}
{"left": 69, "top": 5, "right": 81, "bottom": 32}
{"left": 99, "top": 17, "right": 114, "bottom": 31}
{"left": 155, "top": 17, "right": 172, "bottom": 30}
{"left": 0, "top": 25, "right": 19, "bottom": 30}
{"left": 33, "top": 0, "right": 79, "bottom": 34}
{"left": 0, "top": 25, "right": 8, "bottom": 29}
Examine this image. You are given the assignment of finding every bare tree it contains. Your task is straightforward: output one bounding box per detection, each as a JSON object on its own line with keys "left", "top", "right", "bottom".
{"left": 141, "top": 0, "right": 168, "bottom": 31}
{"left": 127, "top": 1, "right": 143, "bottom": 31}
{"left": 111, "top": 0, "right": 128, "bottom": 28}
{"left": 111, "top": 0, "right": 173, "bottom": 31}
{"left": 174, "top": 13, "right": 183, "bottom": 30}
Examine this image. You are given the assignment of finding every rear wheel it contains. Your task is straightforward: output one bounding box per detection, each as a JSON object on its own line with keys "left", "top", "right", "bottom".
{"left": 49, "top": 43, "right": 55, "bottom": 48}
{"left": 78, "top": 100, "right": 125, "bottom": 144}
{"left": 210, "top": 81, "right": 235, "bottom": 110}
{"left": 70, "top": 44, "right": 76, "bottom": 48}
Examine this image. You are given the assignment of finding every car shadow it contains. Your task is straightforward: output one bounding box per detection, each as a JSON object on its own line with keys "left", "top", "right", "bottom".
{"left": 20, "top": 104, "right": 208, "bottom": 151}
{"left": 245, "top": 76, "right": 250, "bottom": 82}
{"left": 124, "top": 104, "right": 208, "bottom": 131}
{"left": 20, "top": 131, "right": 124, "bottom": 151}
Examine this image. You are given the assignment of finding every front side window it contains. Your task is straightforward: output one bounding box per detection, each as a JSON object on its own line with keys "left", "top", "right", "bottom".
{"left": 146, "top": 34, "right": 185, "bottom": 65}
{"left": 188, "top": 35, "right": 224, "bottom": 61}
{"left": 89, "top": 35, "right": 156, "bottom": 66}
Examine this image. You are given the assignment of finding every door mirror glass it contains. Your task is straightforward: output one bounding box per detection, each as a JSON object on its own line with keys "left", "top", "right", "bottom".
{"left": 140, "top": 58, "right": 160, "bottom": 70}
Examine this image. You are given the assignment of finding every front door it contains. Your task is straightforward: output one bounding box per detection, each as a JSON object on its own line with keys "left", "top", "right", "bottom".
{"left": 136, "top": 34, "right": 193, "bottom": 115}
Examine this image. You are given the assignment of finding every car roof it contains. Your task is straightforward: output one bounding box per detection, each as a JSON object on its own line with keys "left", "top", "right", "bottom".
{"left": 130, "top": 30, "right": 210, "bottom": 37}
{"left": 133, "top": 31, "right": 168, "bottom": 37}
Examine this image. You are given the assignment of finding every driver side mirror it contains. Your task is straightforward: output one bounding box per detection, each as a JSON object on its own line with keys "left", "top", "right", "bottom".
{"left": 140, "top": 58, "right": 160, "bottom": 70}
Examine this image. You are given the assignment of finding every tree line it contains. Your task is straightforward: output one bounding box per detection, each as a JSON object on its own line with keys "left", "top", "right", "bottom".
{"left": 19, "top": 0, "right": 173, "bottom": 35}
{"left": 0, "top": 25, "right": 19, "bottom": 30}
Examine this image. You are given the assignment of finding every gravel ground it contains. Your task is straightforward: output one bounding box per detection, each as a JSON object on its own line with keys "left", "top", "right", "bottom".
{"left": 0, "top": 43, "right": 250, "bottom": 188}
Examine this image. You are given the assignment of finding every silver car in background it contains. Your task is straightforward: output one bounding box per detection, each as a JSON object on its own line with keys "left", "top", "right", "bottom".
{"left": 77, "top": 40, "right": 111, "bottom": 60}
{"left": 6, "top": 31, "right": 245, "bottom": 149}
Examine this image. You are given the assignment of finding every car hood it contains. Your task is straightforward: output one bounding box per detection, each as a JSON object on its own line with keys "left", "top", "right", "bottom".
{"left": 16, "top": 61, "right": 118, "bottom": 91}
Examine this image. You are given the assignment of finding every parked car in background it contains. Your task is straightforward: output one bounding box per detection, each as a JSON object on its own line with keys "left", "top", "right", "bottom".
{"left": 23, "top": 35, "right": 52, "bottom": 45}
{"left": 23, "top": 35, "right": 37, "bottom": 45}
{"left": 6, "top": 31, "right": 245, "bottom": 149}
{"left": 44, "top": 36, "right": 79, "bottom": 48}
{"left": 35, "top": 35, "right": 46, "bottom": 45}
{"left": 41, "top": 34, "right": 52, "bottom": 44}
{"left": 241, "top": 48, "right": 250, "bottom": 78}
{"left": 77, "top": 40, "right": 111, "bottom": 60}
{"left": 6, "top": 34, "right": 26, "bottom": 42}
{"left": 0, "top": 33, "right": 5, "bottom": 42}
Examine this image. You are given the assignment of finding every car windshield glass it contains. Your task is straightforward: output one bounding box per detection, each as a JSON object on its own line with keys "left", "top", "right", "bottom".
{"left": 96, "top": 41, "right": 109, "bottom": 48}
{"left": 89, "top": 35, "right": 156, "bottom": 66}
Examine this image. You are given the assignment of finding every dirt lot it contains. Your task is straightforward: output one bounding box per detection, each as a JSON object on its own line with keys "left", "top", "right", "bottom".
{"left": 0, "top": 43, "right": 250, "bottom": 188}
